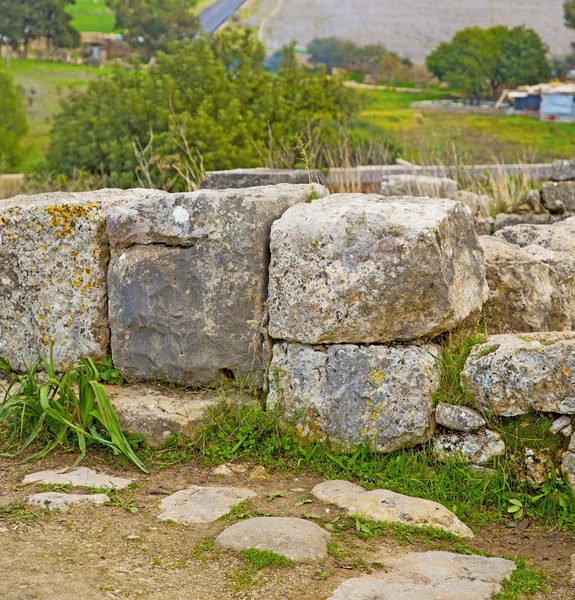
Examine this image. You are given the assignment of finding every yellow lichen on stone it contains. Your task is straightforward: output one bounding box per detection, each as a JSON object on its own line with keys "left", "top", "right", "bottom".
{"left": 43, "top": 203, "right": 98, "bottom": 238}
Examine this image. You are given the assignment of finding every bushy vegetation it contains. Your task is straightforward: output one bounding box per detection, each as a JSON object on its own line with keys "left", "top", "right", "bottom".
{"left": 427, "top": 26, "right": 551, "bottom": 99}
{"left": 0, "top": 71, "right": 28, "bottom": 171}
{"left": 45, "top": 29, "right": 360, "bottom": 189}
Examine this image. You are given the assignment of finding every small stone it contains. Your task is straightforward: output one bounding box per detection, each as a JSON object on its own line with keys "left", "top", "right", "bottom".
{"left": 561, "top": 424, "right": 574, "bottom": 437}
{"left": 290, "top": 488, "right": 305, "bottom": 492}
{"left": 212, "top": 463, "right": 247, "bottom": 476}
{"left": 27, "top": 492, "right": 110, "bottom": 510}
{"left": 433, "top": 430, "right": 505, "bottom": 465}
{"left": 570, "top": 434, "right": 575, "bottom": 452}
{"left": 524, "top": 448, "right": 550, "bottom": 487}
{"left": 157, "top": 486, "right": 256, "bottom": 524}
{"left": 562, "top": 452, "right": 575, "bottom": 492}
{"left": 312, "top": 480, "right": 473, "bottom": 539}
{"left": 435, "top": 403, "right": 486, "bottom": 432}
{"left": 326, "top": 551, "right": 516, "bottom": 600}
{"left": 550, "top": 416, "right": 571, "bottom": 434}
{"left": 215, "top": 517, "right": 330, "bottom": 562}
{"left": 126, "top": 535, "right": 141, "bottom": 540}
{"left": 249, "top": 466, "right": 268, "bottom": 479}
{"left": 22, "top": 467, "right": 133, "bottom": 490}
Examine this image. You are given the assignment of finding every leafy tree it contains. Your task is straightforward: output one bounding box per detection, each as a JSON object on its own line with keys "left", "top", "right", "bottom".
{"left": 45, "top": 29, "right": 360, "bottom": 189}
{"left": 0, "top": 0, "right": 79, "bottom": 55}
{"left": 0, "top": 71, "right": 28, "bottom": 170}
{"left": 106, "top": 0, "right": 199, "bottom": 55}
{"left": 565, "top": 0, "right": 575, "bottom": 31}
{"left": 426, "top": 26, "right": 550, "bottom": 98}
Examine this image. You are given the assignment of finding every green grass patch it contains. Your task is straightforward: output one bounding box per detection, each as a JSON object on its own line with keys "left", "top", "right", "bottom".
{"left": 494, "top": 558, "right": 548, "bottom": 600}
{"left": 242, "top": 548, "right": 292, "bottom": 570}
{"left": 0, "top": 502, "right": 46, "bottom": 524}
{"left": 66, "top": 0, "right": 116, "bottom": 33}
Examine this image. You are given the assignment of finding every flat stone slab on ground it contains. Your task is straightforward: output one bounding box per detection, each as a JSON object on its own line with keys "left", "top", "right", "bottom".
{"left": 22, "top": 467, "right": 133, "bottom": 490}
{"left": 327, "top": 551, "right": 516, "bottom": 600}
{"left": 268, "top": 195, "right": 487, "bottom": 344}
{"left": 27, "top": 492, "right": 110, "bottom": 510}
{"left": 215, "top": 516, "right": 330, "bottom": 562}
{"left": 462, "top": 333, "right": 575, "bottom": 416}
{"left": 157, "top": 486, "right": 256, "bottom": 524}
{"left": 312, "top": 480, "right": 473, "bottom": 538}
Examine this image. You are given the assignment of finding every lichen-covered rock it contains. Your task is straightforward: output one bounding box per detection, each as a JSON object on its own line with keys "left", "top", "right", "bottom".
{"left": 494, "top": 215, "right": 575, "bottom": 253}
{"left": 493, "top": 212, "right": 562, "bottom": 231}
{"left": 107, "top": 184, "right": 327, "bottom": 387}
{"left": 551, "top": 159, "right": 575, "bottom": 182}
{"left": 461, "top": 333, "right": 575, "bottom": 416}
{"left": 550, "top": 415, "right": 572, "bottom": 434}
{"left": 479, "top": 236, "right": 575, "bottom": 332}
{"left": 312, "top": 481, "right": 473, "bottom": 538}
{"left": 268, "top": 195, "right": 488, "bottom": 344}
{"left": 380, "top": 175, "right": 458, "bottom": 198}
{"left": 434, "top": 403, "right": 486, "bottom": 432}
{"left": 433, "top": 430, "right": 505, "bottom": 465}
{"left": 267, "top": 342, "right": 439, "bottom": 452}
{"left": 27, "top": 492, "right": 110, "bottom": 510}
{"left": 541, "top": 181, "right": 575, "bottom": 214}
{"left": 0, "top": 189, "right": 163, "bottom": 371}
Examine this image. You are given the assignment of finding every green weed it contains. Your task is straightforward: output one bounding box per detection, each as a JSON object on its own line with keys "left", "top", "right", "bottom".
{"left": 229, "top": 549, "right": 292, "bottom": 590}
{"left": 494, "top": 558, "right": 548, "bottom": 599}
{"left": 0, "top": 502, "right": 46, "bottom": 524}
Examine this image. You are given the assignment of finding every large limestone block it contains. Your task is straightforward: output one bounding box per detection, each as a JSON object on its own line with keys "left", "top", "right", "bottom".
{"left": 267, "top": 342, "right": 439, "bottom": 451}
{"left": 461, "top": 333, "right": 575, "bottom": 416}
{"left": 433, "top": 430, "right": 506, "bottom": 465}
{"left": 494, "top": 216, "right": 575, "bottom": 253}
{"left": 541, "top": 181, "right": 575, "bottom": 213}
{"left": 312, "top": 481, "right": 473, "bottom": 538}
{"left": 380, "top": 175, "right": 458, "bottom": 198}
{"left": 107, "top": 184, "right": 327, "bottom": 386}
{"left": 268, "top": 195, "right": 488, "bottom": 344}
{"left": 479, "top": 236, "right": 575, "bottom": 333}
{"left": 0, "top": 189, "right": 162, "bottom": 371}
{"left": 201, "top": 168, "right": 325, "bottom": 189}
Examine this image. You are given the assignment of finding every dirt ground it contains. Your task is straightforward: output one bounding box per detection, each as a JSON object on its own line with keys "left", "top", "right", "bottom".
{"left": 1, "top": 453, "right": 574, "bottom": 600}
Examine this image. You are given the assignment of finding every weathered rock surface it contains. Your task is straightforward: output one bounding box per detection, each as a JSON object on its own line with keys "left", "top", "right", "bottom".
{"left": 27, "top": 492, "right": 110, "bottom": 510}
{"left": 461, "top": 333, "right": 575, "bottom": 416}
{"left": 562, "top": 452, "right": 575, "bottom": 492}
{"left": 106, "top": 384, "right": 253, "bottom": 447}
{"left": 327, "top": 551, "right": 516, "bottom": 600}
{"left": 201, "top": 168, "right": 325, "bottom": 189}
{"left": 215, "top": 517, "right": 330, "bottom": 562}
{"left": 494, "top": 215, "right": 575, "bottom": 253}
{"left": 157, "top": 486, "right": 256, "bottom": 524}
{"left": 493, "top": 212, "right": 563, "bottom": 231}
{"left": 22, "top": 467, "right": 133, "bottom": 490}
{"left": 312, "top": 480, "right": 473, "bottom": 538}
{"left": 268, "top": 195, "right": 488, "bottom": 344}
{"left": 570, "top": 433, "right": 575, "bottom": 452}
{"left": 541, "top": 181, "right": 575, "bottom": 214}
{"left": 0, "top": 189, "right": 163, "bottom": 371}
{"left": 524, "top": 448, "right": 551, "bottom": 487}
{"left": 433, "top": 430, "right": 505, "bottom": 465}
{"left": 268, "top": 343, "right": 439, "bottom": 452}
{"left": 550, "top": 415, "right": 572, "bottom": 434}
{"left": 434, "top": 403, "right": 486, "bottom": 432}
{"left": 107, "top": 184, "right": 327, "bottom": 386}
{"left": 479, "top": 236, "right": 575, "bottom": 332}
{"left": 380, "top": 175, "right": 458, "bottom": 198}
{"left": 451, "top": 191, "right": 493, "bottom": 218}
{"left": 551, "top": 159, "right": 575, "bottom": 182}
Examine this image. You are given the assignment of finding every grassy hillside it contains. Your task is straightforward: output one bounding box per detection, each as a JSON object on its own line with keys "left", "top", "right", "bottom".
{"left": 359, "top": 89, "right": 575, "bottom": 164}
{"left": 67, "top": 0, "right": 116, "bottom": 34}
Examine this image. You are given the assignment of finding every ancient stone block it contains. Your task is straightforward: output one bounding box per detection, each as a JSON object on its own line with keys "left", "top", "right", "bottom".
{"left": 106, "top": 184, "right": 327, "bottom": 387}
{"left": 480, "top": 236, "right": 575, "bottom": 333}
{"left": 0, "top": 189, "right": 162, "bottom": 371}
{"left": 493, "top": 212, "right": 563, "bottom": 231}
{"left": 434, "top": 403, "right": 486, "bottom": 432}
{"left": 541, "top": 181, "right": 575, "bottom": 213}
{"left": 494, "top": 215, "right": 575, "bottom": 252}
{"left": 461, "top": 333, "right": 575, "bottom": 416}
{"left": 551, "top": 159, "right": 575, "bottom": 182}
{"left": 201, "top": 168, "right": 325, "bottom": 189}
{"left": 380, "top": 174, "right": 458, "bottom": 198}
{"left": 433, "top": 430, "right": 505, "bottom": 465}
{"left": 268, "top": 195, "right": 488, "bottom": 344}
{"left": 267, "top": 342, "right": 439, "bottom": 452}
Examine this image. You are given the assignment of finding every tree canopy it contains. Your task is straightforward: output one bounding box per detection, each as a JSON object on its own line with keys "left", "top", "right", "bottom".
{"left": 0, "top": 71, "right": 28, "bottom": 170}
{"left": 0, "top": 0, "right": 80, "bottom": 53}
{"left": 45, "top": 29, "right": 360, "bottom": 189}
{"left": 106, "top": 0, "right": 199, "bottom": 54}
{"left": 426, "top": 26, "right": 551, "bottom": 98}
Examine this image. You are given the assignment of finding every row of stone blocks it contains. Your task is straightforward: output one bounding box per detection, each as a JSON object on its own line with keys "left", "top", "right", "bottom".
{"left": 1, "top": 185, "right": 575, "bottom": 460}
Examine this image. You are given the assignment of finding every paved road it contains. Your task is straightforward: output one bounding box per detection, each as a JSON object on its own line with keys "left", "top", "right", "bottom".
{"left": 200, "top": 0, "right": 248, "bottom": 33}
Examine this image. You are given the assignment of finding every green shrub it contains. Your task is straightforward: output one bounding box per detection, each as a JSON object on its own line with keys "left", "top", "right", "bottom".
{"left": 0, "top": 70, "right": 28, "bottom": 171}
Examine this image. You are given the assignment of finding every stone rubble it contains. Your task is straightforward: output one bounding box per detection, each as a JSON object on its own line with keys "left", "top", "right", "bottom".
{"left": 214, "top": 516, "right": 330, "bottom": 562}
{"left": 22, "top": 467, "right": 133, "bottom": 490}
{"left": 434, "top": 403, "right": 486, "bottom": 432}
{"left": 312, "top": 480, "right": 474, "bottom": 538}
{"left": 433, "top": 430, "right": 506, "bottom": 465}
{"left": 327, "top": 551, "right": 516, "bottom": 600}
{"left": 550, "top": 416, "right": 572, "bottom": 435}
{"left": 379, "top": 174, "right": 458, "bottom": 198}
{"left": 27, "top": 492, "right": 110, "bottom": 510}
{"left": 157, "top": 486, "right": 256, "bottom": 524}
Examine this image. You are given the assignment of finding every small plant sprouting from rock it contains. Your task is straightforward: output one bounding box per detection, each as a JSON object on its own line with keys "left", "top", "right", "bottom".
{"left": 94, "top": 356, "right": 124, "bottom": 386}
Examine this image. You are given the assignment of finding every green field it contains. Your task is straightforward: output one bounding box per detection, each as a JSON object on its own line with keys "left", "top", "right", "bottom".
{"left": 67, "top": 0, "right": 116, "bottom": 33}
{"left": 0, "top": 60, "right": 111, "bottom": 173}
{"left": 359, "top": 89, "right": 575, "bottom": 164}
